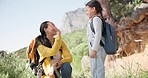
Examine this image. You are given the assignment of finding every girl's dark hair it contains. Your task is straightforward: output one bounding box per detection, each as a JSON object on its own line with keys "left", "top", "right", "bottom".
{"left": 85, "top": 0, "right": 104, "bottom": 20}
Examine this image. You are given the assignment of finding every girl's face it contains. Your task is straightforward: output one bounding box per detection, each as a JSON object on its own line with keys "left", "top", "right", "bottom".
{"left": 85, "top": 6, "right": 96, "bottom": 19}
{"left": 44, "top": 22, "right": 59, "bottom": 36}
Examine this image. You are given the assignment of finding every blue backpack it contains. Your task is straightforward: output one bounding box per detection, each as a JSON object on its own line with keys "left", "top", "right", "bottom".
{"left": 90, "top": 16, "right": 117, "bottom": 54}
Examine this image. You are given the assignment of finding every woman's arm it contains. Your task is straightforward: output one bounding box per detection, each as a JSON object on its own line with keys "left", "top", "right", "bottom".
{"left": 60, "top": 41, "right": 72, "bottom": 63}
{"left": 37, "top": 34, "right": 61, "bottom": 57}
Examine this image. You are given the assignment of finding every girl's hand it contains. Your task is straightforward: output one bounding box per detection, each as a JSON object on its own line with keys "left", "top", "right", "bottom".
{"left": 90, "top": 50, "right": 97, "bottom": 58}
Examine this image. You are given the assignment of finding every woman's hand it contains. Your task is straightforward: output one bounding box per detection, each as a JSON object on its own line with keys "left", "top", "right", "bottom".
{"left": 53, "top": 29, "right": 61, "bottom": 38}
{"left": 48, "top": 66, "right": 55, "bottom": 77}
{"left": 53, "top": 28, "right": 61, "bottom": 39}
{"left": 90, "top": 50, "right": 97, "bottom": 58}
{"left": 56, "top": 61, "right": 63, "bottom": 69}
{"left": 56, "top": 29, "right": 61, "bottom": 35}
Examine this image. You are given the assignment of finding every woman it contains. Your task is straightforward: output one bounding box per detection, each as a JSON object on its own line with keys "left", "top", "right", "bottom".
{"left": 34, "top": 21, "right": 72, "bottom": 78}
{"left": 85, "top": 0, "right": 106, "bottom": 78}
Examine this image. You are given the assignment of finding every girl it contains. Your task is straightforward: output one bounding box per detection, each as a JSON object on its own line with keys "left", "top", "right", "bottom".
{"left": 85, "top": 0, "right": 106, "bottom": 78}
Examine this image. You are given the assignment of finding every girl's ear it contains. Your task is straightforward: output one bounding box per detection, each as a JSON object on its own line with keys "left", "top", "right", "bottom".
{"left": 92, "top": 7, "right": 96, "bottom": 12}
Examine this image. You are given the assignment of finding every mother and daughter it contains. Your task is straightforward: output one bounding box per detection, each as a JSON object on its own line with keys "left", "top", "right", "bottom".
{"left": 27, "top": 0, "right": 108, "bottom": 78}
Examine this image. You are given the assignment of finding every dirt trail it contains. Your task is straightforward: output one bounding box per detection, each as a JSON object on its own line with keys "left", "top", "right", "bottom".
{"left": 105, "top": 45, "right": 148, "bottom": 76}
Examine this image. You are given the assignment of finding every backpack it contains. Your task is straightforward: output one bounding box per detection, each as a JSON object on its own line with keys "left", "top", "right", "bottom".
{"left": 27, "top": 39, "right": 44, "bottom": 77}
{"left": 90, "top": 16, "right": 118, "bottom": 54}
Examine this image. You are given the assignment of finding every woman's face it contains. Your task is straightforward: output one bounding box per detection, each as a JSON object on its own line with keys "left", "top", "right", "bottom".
{"left": 85, "top": 6, "right": 96, "bottom": 19}
{"left": 44, "top": 22, "right": 58, "bottom": 36}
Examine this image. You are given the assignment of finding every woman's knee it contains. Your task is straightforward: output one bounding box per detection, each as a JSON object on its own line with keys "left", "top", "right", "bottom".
{"left": 61, "top": 62, "right": 72, "bottom": 71}
{"left": 60, "top": 62, "right": 72, "bottom": 78}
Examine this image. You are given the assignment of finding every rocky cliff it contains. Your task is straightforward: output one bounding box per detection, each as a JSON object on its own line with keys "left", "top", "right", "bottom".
{"left": 60, "top": 8, "right": 88, "bottom": 34}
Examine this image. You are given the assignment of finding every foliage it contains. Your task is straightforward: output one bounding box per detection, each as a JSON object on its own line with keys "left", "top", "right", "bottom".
{"left": 62, "top": 28, "right": 87, "bottom": 50}
{"left": 109, "top": 0, "right": 142, "bottom": 20}
{"left": 62, "top": 28, "right": 89, "bottom": 77}
{"left": 0, "top": 48, "right": 36, "bottom": 78}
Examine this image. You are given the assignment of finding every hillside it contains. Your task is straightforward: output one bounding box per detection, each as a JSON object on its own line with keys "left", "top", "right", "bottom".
{"left": 1, "top": 27, "right": 148, "bottom": 78}
{"left": 0, "top": 1, "right": 147, "bottom": 78}
{"left": 0, "top": 29, "right": 88, "bottom": 78}
{"left": 0, "top": 47, "right": 36, "bottom": 78}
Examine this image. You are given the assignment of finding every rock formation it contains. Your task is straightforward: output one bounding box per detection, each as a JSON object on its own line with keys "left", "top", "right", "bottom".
{"left": 60, "top": 8, "right": 88, "bottom": 34}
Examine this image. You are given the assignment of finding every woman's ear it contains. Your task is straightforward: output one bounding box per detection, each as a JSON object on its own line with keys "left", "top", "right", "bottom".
{"left": 44, "top": 28, "right": 47, "bottom": 33}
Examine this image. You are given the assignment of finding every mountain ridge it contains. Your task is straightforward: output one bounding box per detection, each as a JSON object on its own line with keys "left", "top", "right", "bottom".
{"left": 60, "top": 8, "right": 88, "bottom": 34}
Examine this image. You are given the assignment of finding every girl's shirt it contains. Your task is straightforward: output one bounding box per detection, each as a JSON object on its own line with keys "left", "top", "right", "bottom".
{"left": 87, "top": 16, "right": 103, "bottom": 52}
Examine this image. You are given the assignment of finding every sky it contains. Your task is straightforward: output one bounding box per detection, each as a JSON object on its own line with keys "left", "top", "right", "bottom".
{"left": 0, "top": 0, "right": 88, "bottom": 52}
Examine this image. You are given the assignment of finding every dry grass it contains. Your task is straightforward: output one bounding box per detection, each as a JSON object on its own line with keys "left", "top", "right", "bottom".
{"left": 105, "top": 45, "right": 148, "bottom": 77}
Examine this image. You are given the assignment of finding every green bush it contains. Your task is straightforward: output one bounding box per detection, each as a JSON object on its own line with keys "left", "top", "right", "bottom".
{"left": 109, "top": 0, "right": 142, "bottom": 20}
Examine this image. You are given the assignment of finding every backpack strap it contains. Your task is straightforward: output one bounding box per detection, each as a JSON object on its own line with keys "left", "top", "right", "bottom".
{"left": 90, "top": 16, "right": 104, "bottom": 46}
{"left": 90, "top": 18, "right": 95, "bottom": 34}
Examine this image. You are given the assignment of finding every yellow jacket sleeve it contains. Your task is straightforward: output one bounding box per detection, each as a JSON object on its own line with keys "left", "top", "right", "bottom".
{"left": 60, "top": 41, "right": 73, "bottom": 63}
{"left": 37, "top": 35, "right": 61, "bottom": 62}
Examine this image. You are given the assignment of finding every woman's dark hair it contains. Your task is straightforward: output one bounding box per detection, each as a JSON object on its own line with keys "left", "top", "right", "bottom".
{"left": 34, "top": 21, "right": 52, "bottom": 49}
{"left": 34, "top": 35, "right": 52, "bottom": 48}
{"left": 33, "top": 35, "right": 52, "bottom": 64}
{"left": 40, "top": 21, "right": 49, "bottom": 37}
{"left": 85, "top": 0, "right": 104, "bottom": 19}
{"left": 33, "top": 21, "right": 53, "bottom": 63}
{"left": 30, "top": 21, "right": 53, "bottom": 65}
